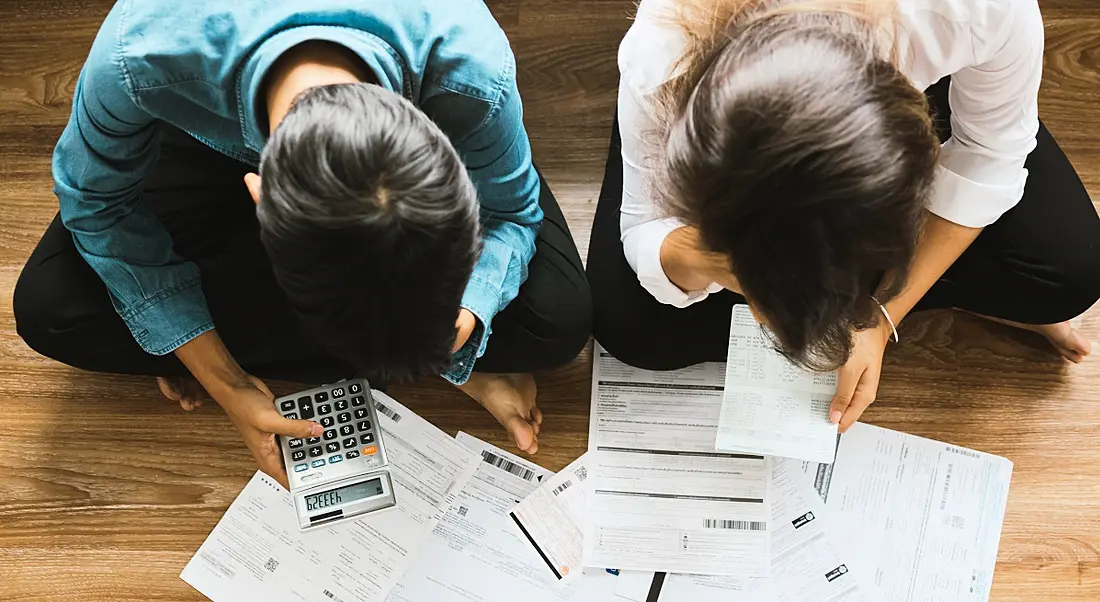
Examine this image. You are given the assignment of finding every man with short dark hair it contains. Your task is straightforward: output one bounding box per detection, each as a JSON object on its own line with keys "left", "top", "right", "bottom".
{"left": 13, "top": 0, "right": 591, "bottom": 487}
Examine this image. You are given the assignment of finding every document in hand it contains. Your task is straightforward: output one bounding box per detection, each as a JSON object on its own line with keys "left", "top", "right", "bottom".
{"left": 583, "top": 347, "right": 771, "bottom": 577}
{"left": 179, "top": 392, "right": 480, "bottom": 602}
{"left": 717, "top": 305, "right": 839, "bottom": 464}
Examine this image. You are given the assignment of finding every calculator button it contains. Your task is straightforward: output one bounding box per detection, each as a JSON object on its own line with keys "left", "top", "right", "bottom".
{"left": 311, "top": 459, "right": 326, "bottom": 468}
{"left": 317, "top": 404, "right": 332, "bottom": 415}
{"left": 332, "top": 387, "right": 346, "bottom": 398}
{"left": 297, "top": 396, "right": 312, "bottom": 409}
{"left": 294, "top": 463, "right": 309, "bottom": 473}
{"left": 353, "top": 408, "right": 368, "bottom": 420}
{"left": 288, "top": 438, "right": 304, "bottom": 449}
{"left": 306, "top": 437, "right": 321, "bottom": 445}
{"left": 338, "top": 412, "right": 351, "bottom": 424}
{"left": 351, "top": 395, "right": 365, "bottom": 407}
{"left": 309, "top": 447, "right": 323, "bottom": 458}
{"left": 345, "top": 450, "right": 360, "bottom": 460}
{"left": 320, "top": 416, "right": 335, "bottom": 428}
{"left": 357, "top": 421, "right": 371, "bottom": 432}
{"left": 323, "top": 429, "right": 338, "bottom": 441}
{"left": 280, "top": 400, "right": 296, "bottom": 412}
{"left": 299, "top": 405, "right": 315, "bottom": 420}
{"left": 315, "top": 391, "right": 329, "bottom": 402}
{"left": 362, "top": 445, "right": 378, "bottom": 455}
{"left": 340, "top": 425, "right": 354, "bottom": 437}
{"left": 360, "top": 433, "right": 375, "bottom": 445}
{"left": 335, "top": 399, "right": 349, "bottom": 411}
{"left": 291, "top": 450, "right": 306, "bottom": 462}
{"left": 343, "top": 437, "right": 357, "bottom": 449}
{"left": 325, "top": 442, "right": 341, "bottom": 454}
{"left": 329, "top": 454, "right": 343, "bottom": 464}
{"left": 284, "top": 412, "right": 298, "bottom": 420}
{"left": 349, "top": 382, "right": 362, "bottom": 394}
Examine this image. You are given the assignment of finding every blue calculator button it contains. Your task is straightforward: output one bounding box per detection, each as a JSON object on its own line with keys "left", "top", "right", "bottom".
{"left": 329, "top": 454, "right": 343, "bottom": 464}
{"left": 311, "top": 459, "right": 326, "bottom": 468}
{"left": 294, "top": 463, "right": 309, "bottom": 473}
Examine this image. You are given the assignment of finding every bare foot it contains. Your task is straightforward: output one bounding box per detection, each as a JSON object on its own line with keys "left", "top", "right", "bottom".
{"left": 456, "top": 373, "right": 542, "bottom": 454}
{"left": 157, "top": 376, "right": 209, "bottom": 411}
{"left": 975, "top": 315, "right": 1092, "bottom": 363}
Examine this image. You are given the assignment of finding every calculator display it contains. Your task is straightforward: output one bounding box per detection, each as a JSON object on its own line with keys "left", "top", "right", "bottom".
{"left": 304, "top": 478, "right": 385, "bottom": 512}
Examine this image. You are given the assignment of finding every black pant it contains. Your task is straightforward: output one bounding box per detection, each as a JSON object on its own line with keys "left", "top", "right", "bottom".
{"left": 14, "top": 127, "right": 592, "bottom": 383}
{"left": 588, "top": 78, "right": 1100, "bottom": 370}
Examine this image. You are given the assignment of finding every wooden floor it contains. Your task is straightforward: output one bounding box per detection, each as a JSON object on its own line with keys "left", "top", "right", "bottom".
{"left": 1, "top": 1, "right": 1098, "bottom": 600}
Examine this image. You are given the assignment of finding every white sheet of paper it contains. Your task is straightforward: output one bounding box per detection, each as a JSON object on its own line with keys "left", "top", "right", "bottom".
{"left": 509, "top": 453, "right": 593, "bottom": 583}
{"left": 716, "top": 305, "right": 839, "bottom": 463}
{"left": 613, "top": 570, "right": 656, "bottom": 601}
{"left": 584, "top": 347, "right": 770, "bottom": 577}
{"left": 825, "top": 423, "right": 1013, "bottom": 602}
{"left": 180, "top": 392, "right": 479, "bottom": 602}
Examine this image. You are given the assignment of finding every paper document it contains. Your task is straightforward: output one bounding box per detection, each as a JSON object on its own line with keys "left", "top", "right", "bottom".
{"left": 181, "top": 392, "right": 479, "bottom": 602}
{"left": 826, "top": 423, "right": 1013, "bottom": 602}
{"left": 584, "top": 347, "right": 770, "bottom": 577}
{"left": 509, "top": 453, "right": 593, "bottom": 583}
{"left": 717, "top": 305, "right": 839, "bottom": 463}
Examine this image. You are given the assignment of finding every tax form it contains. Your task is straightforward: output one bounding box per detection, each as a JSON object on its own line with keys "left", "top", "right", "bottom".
{"left": 180, "top": 392, "right": 479, "bottom": 602}
{"left": 825, "top": 423, "right": 1013, "bottom": 602}
{"left": 717, "top": 305, "right": 839, "bottom": 463}
{"left": 584, "top": 347, "right": 770, "bottom": 577}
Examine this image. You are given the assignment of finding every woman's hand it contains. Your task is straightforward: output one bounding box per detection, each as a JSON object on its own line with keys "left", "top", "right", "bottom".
{"left": 660, "top": 227, "right": 742, "bottom": 294}
{"left": 829, "top": 319, "right": 894, "bottom": 432}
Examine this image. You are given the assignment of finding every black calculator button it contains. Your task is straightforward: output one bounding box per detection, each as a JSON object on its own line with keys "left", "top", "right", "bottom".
{"left": 332, "top": 387, "right": 346, "bottom": 398}
{"left": 297, "top": 396, "right": 311, "bottom": 409}
{"left": 323, "top": 429, "right": 338, "bottom": 441}
{"left": 345, "top": 450, "right": 361, "bottom": 460}
{"left": 338, "top": 412, "right": 351, "bottom": 424}
{"left": 309, "top": 446, "right": 323, "bottom": 458}
{"left": 306, "top": 437, "right": 321, "bottom": 445}
{"left": 288, "top": 438, "right": 304, "bottom": 449}
{"left": 340, "top": 425, "right": 354, "bottom": 437}
{"left": 360, "top": 432, "right": 375, "bottom": 445}
{"left": 343, "top": 437, "right": 357, "bottom": 449}
{"left": 317, "top": 404, "right": 332, "bottom": 415}
{"left": 325, "top": 442, "right": 341, "bottom": 453}
{"left": 291, "top": 449, "right": 306, "bottom": 462}
{"left": 353, "top": 408, "right": 368, "bottom": 420}
{"left": 300, "top": 406, "right": 315, "bottom": 420}
{"left": 284, "top": 412, "right": 298, "bottom": 420}
{"left": 315, "top": 391, "right": 329, "bottom": 402}
{"left": 320, "top": 416, "right": 335, "bottom": 428}
{"left": 357, "top": 421, "right": 371, "bottom": 432}
{"left": 335, "top": 399, "right": 349, "bottom": 411}
{"left": 280, "top": 400, "right": 296, "bottom": 412}
{"left": 351, "top": 395, "right": 365, "bottom": 407}
{"left": 350, "top": 382, "right": 362, "bottom": 394}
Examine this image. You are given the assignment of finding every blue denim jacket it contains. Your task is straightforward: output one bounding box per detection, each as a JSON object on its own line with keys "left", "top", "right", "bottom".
{"left": 52, "top": 0, "right": 543, "bottom": 384}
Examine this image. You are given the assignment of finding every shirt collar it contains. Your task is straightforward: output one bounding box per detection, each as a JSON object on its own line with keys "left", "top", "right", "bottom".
{"left": 237, "top": 25, "right": 410, "bottom": 153}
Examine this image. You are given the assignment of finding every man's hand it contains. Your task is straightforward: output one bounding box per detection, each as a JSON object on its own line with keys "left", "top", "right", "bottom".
{"left": 829, "top": 320, "right": 893, "bottom": 433}
{"left": 453, "top": 308, "right": 478, "bottom": 354}
{"left": 218, "top": 375, "right": 324, "bottom": 488}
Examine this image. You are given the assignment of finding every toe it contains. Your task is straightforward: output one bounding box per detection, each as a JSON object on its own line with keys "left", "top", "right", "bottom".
{"left": 157, "top": 377, "right": 183, "bottom": 402}
{"left": 506, "top": 417, "right": 538, "bottom": 454}
{"left": 532, "top": 407, "right": 544, "bottom": 425}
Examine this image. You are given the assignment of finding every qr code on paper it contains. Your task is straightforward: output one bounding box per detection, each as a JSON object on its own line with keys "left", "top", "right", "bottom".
{"left": 458, "top": 506, "right": 469, "bottom": 517}
{"left": 264, "top": 557, "right": 279, "bottom": 573}
{"left": 574, "top": 466, "right": 588, "bottom": 482}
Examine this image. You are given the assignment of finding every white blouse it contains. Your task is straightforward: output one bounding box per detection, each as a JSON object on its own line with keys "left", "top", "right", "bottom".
{"left": 618, "top": 0, "right": 1045, "bottom": 307}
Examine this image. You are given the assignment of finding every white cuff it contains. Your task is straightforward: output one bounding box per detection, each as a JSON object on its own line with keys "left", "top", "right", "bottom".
{"left": 926, "top": 163, "right": 1028, "bottom": 228}
{"left": 621, "top": 217, "right": 723, "bottom": 308}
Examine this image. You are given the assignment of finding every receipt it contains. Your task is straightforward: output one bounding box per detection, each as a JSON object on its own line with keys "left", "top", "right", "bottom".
{"left": 584, "top": 347, "right": 770, "bottom": 577}
{"left": 509, "top": 453, "right": 593, "bottom": 583}
{"left": 716, "top": 305, "right": 839, "bottom": 464}
{"left": 180, "top": 392, "right": 479, "bottom": 602}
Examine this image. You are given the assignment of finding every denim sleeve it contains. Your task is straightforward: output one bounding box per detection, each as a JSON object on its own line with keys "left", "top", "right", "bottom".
{"left": 442, "top": 69, "right": 542, "bottom": 385}
{"left": 52, "top": 5, "right": 214, "bottom": 355}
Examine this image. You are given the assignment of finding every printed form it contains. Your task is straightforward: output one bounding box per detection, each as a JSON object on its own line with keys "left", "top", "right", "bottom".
{"left": 826, "top": 423, "right": 1014, "bottom": 602}
{"left": 718, "top": 305, "right": 839, "bottom": 463}
{"left": 180, "top": 392, "right": 479, "bottom": 602}
{"left": 584, "top": 347, "right": 771, "bottom": 577}
{"left": 510, "top": 452, "right": 594, "bottom": 583}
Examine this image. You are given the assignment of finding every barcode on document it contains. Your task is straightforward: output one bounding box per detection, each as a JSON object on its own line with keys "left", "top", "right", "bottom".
{"left": 480, "top": 450, "right": 537, "bottom": 482}
{"left": 703, "top": 519, "right": 767, "bottom": 531}
{"left": 946, "top": 445, "right": 979, "bottom": 459}
{"left": 264, "top": 557, "right": 279, "bottom": 572}
{"left": 323, "top": 590, "right": 345, "bottom": 602}
{"left": 374, "top": 400, "right": 402, "bottom": 423}
{"left": 552, "top": 480, "right": 572, "bottom": 496}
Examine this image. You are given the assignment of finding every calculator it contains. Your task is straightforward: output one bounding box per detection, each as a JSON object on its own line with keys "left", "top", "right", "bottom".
{"left": 275, "top": 378, "right": 396, "bottom": 530}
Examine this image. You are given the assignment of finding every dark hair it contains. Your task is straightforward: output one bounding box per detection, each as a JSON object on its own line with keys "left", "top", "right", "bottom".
{"left": 658, "top": 7, "right": 939, "bottom": 370}
{"left": 257, "top": 83, "right": 480, "bottom": 381}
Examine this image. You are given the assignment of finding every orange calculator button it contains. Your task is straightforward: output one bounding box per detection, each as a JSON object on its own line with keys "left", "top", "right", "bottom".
{"left": 362, "top": 446, "right": 378, "bottom": 455}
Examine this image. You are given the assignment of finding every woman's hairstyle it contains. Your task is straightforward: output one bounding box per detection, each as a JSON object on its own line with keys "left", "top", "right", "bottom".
{"left": 652, "top": 0, "right": 939, "bottom": 370}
